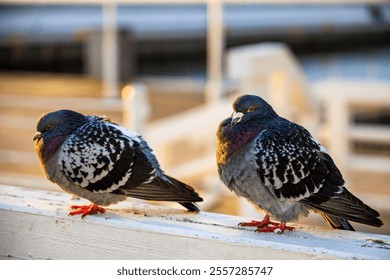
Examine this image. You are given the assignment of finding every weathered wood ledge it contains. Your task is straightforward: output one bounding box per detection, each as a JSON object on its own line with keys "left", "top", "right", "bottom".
{"left": 0, "top": 185, "right": 389, "bottom": 260}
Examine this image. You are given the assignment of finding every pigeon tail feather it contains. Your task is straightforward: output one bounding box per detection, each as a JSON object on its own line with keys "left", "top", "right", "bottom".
{"left": 320, "top": 213, "right": 355, "bottom": 231}
{"left": 120, "top": 175, "right": 202, "bottom": 207}
{"left": 179, "top": 202, "right": 200, "bottom": 213}
{"left": 304, "top": 187, "right": 383, "bottom": 228}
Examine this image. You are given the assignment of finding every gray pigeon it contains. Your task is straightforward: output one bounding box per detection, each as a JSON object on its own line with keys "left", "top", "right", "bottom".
{"left": 34, "top": 109, "right": 202, "bottom": 217}
{"left": 216, "top": 94, "right": 383, "bottom": 233}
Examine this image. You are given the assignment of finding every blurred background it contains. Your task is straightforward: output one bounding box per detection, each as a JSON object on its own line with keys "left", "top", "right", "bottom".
{"left": 0, "top": 0, "right": 389, "bottom": 235}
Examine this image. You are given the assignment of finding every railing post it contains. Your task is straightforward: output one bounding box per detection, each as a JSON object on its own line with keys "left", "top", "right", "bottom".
{"left": 205, "top": 0, "right": 224, "bottom": 103}
{"left": 102, "top": 2, "right": 118, "bottom": 99}
{"left": 268, "top": 69, "right": 293, "bottom": 119}
{"left": 121, "top": 83, "right": 150, "bottom": 133}
{"left": 323, "top": 95, "right": 350, "bottom": 174}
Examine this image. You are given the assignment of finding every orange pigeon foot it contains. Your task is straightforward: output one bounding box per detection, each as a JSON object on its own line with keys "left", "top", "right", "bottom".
{"left": 68, "top": 204, "right": 105, "bottom": 218}
{"left": 239, "top": 215, "right": 295, "bottom": 234}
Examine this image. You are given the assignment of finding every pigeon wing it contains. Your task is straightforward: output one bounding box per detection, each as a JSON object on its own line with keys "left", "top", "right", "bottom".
{"left": 253, "top": 121, "right": 343, "bottom": 201}
{"left": 58, "top": 121, "right": 144, "bottom": 193}
{"left": 254, "top": 121, "right": 382, "bottom": 227}
{"left": 59, "top": 121, "right": 202, "bottom": 205}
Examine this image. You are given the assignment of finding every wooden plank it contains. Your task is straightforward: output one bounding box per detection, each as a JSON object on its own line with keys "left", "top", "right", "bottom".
{"left": 1, "top": 185, "right": 389, "bottom": 260}
{"left": 315, "top": 80, "right": 390, "bottom": 106}
{"left": 348, "top": 155, "right": 390, "bottom": 173}
{"left": 350, "top": 125, "right": 390, "bottom": 144}
{"left": 0, "top": 95, "right": 122, "bottom": 112}
{"left": 0, "top": 150, "right": 36, "bottom": 165}
{"left": 144, "top": 97, "right": 232, "bottom": 144}
{"left": 168, "top": 154, "right": 217, "bottom": 179}
{"left": 0, "top": 73, "right": 103, "bottom": 98}
{"left": 0, "top": 172, "right": 57, "bottom": 191}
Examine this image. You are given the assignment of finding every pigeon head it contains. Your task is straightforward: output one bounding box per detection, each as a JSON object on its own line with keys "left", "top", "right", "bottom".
{"left": 231, "top": 94, "right": 277, "bottom": 125}
{"left": 33, "top": 109, "right": 88, "bottom": 162}
{"left": 217, "top": 95, "right": 278, "bottom": 164}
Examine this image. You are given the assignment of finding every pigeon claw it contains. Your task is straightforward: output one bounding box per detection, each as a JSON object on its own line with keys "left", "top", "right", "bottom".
{"left": 255, "top": 222, "right": 295, "bottom": 234}
{"left": 68, "top": 204, "right": 106, "bottom": 218}
{"left": 238, "top": 215, "right": 295, "bottom": 234}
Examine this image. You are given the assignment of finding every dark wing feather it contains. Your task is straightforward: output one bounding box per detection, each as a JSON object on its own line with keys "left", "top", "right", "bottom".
{"left": 302, "top": 152, "right": 383, "bottom": 227}
{"left": 110, "top": 142, "right": 202, "bottom": 205}
{"left": 254, "top": 119, "right": 383, "bottom": 228}
{"left": 115, "top": 175, "right": 203, "bottom": 202}
{"left": 113, "top": 174, "right": 202, "bottom": 212}
{"left": 304, "top": 186, "right": 383, "bottom": 227}
{"left": 59, "top": 121, "right": 142, "bottom": 193}
{"left": 320, "top": 213, "right": 355, "bottom": 231}
{"left": 60, "top": 119, "right": 203, "bottom": 209}
{"left": 254, "top": 120, "right": 335, "bottom": 201}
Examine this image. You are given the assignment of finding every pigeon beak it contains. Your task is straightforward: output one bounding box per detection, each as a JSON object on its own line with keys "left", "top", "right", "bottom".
{"left": 33, "top": 131, "right": 42, "bottom": 141}
{"left": 231, "top": 112, "right": 244, "bottom": 125}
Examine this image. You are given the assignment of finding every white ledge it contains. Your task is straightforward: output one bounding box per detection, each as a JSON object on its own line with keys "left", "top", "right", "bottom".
{"left": 0, "top": 185, "right": 389, "bottom": 260}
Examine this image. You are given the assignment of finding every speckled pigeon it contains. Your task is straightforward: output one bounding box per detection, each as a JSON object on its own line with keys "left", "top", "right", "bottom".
{"left": 34, "top": 109, "right": 202, "bottom": 217}
{"left": 216, "top": 94, "right": 383, "bottom": 233}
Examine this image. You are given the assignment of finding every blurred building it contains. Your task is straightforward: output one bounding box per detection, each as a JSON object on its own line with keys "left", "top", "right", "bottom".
{"left": 0, "top": 4, "right": 389, "bottom": 81}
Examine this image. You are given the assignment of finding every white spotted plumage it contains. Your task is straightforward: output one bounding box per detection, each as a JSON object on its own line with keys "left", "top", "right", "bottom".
{"left": 217, "top": 95, "right": 383, "bottom": 230}
{"left": 34, "top": 109, "right": 203, "bottom": 212}
{"left": 58, "top": 121, "right": 146, "bottom": 193}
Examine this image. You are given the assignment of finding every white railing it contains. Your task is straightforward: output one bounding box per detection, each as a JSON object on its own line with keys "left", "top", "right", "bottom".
{"left": 314, "top": 79, "right": 390, "bottom": 174}
{"left": 1, "top": 184, "right": 389, "bottom": 260}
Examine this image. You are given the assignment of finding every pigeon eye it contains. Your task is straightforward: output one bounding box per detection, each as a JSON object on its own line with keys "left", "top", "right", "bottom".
{"left": 45, "top": 125, "right": 53, "bottom": 131}
{"left": 247, "top": 106, "right": 254, "bottom": 112}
